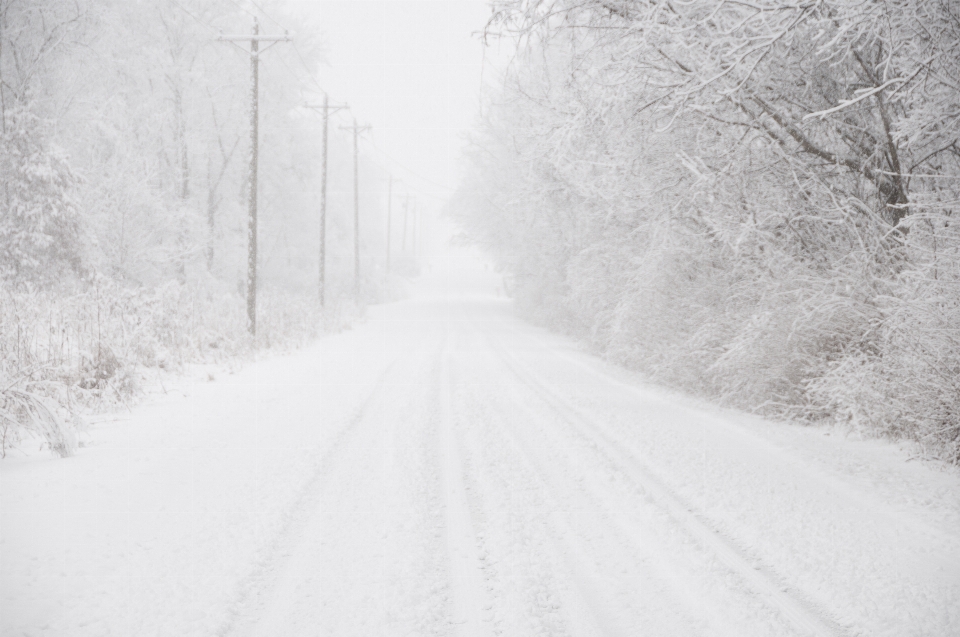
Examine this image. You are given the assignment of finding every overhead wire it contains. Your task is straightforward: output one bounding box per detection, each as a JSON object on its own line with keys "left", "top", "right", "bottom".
{"left": 220, "top": 0, "right": 260, "bottom": 22}
{"left": 291, "top": 41, "right": 327, "bottom": 96}
{"left": 366, "top": 135, "right": 456, "bottom": 195}
{"left": 272, "top": 48, "right": 321, "bottom": 100}
{"left": 339, "top": 134, "right": 447, "bottom": 204}
{"left": 246, "top": 0, "right": 286, "bottom": 30}
{"left": 238, "top": 0, "right": 330, "bottom": 99}
{"left": 168, "top": 0, "right": 219, "bottom": 34}
{"left": 244, "top": 0, "right": 341, "bottom": 108}
{"left": 222, "top": 0, "right": 330, "bottom": 100}
{"left": 173, "top": 0, "right": 444, "bottom": 204}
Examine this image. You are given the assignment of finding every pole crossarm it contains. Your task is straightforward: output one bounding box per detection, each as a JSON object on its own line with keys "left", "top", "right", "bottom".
{"left": 218, "top": 34, "right": 290, "bottom": 41}
{"left": 304, "top": 101, "right": 349, "bottom": 113}
{"left": 218, "top": 26, "right": 291, "bottom": 56}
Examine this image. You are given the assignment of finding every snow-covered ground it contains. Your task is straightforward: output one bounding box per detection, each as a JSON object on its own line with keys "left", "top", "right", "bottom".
{"left": 2, "top": 257, "right": 959, "bottom": 636}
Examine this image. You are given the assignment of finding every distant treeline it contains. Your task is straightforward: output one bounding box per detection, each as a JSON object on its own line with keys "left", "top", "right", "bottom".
{"left": 453, "top": 0, "right": 960, "bottom": 462}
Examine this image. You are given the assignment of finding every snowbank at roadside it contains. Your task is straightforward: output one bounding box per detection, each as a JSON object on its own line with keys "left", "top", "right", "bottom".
{"left": 0, "top": 312, "right": 404, "bottom": 637}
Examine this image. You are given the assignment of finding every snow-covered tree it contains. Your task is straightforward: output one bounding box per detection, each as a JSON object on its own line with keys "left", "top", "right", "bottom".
{"left": 457, "top": 0, "right": 960, "bottom": 461}
{"left": 0, "top": 0, "right": 385, "bottom": 455}
{"left": 0, "top": 101, "right": 85, "bottom": 284}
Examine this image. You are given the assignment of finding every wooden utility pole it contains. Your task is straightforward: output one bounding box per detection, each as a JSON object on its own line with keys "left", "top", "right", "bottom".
{"left": 410, "top": 202, "right": 420, "bottom": 256}
{"left": 339, "top": 119, "right": 370, "bottom": 300}
{"left": 220, "top": 19, "right": 290, "bottom": 337}
{"left": 401, "top": 195, "right": 415, "bottom": 252}
{"left": 385, "top": 175, "right": 393, "bottom": 279}
{"left": 304, "top": 95, "right": 348, "bottom": 308}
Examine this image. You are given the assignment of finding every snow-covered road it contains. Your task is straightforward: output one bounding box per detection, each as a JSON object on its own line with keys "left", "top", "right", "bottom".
{"left": 3, "top": 293, "right": 960, "bottom": 636}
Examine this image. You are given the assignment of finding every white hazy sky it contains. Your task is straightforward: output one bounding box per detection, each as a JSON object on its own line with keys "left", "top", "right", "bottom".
{"left": 286, "top": 0, "right": 499, "bottom": 217}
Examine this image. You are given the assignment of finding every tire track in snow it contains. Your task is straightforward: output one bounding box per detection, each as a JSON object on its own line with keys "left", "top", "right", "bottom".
{"left": 469, "top": 322, "right": 769, "bottom": 634}
{"left": 442, "top": 327, "right": 581, "bottom": 636}
{"left": 473, "top": 373, "right": 647, "bottom": 636}
{"left": 455, "top": 321, "right": 707, "bottom": 636}
{"left": 218, "top": 352, "right": 408, "bottom": 637}
{"left": 481, "top": 377, "right": 738, "bottom": 636}
{"left": 487, "top": 331, "right": 849, "bottom": 637}
{"left": 438, "top": 329, "right": 492, "bottom": 637}
{"left": 550, "top": 346, "right": 960, "bottom": 550}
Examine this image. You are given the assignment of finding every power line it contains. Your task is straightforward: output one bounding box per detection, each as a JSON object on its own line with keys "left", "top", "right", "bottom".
{"left": 246, "top": 0, "right": 286, "bottom": 30}
{"left": 237, "top": 25, "right": 325, "bottom": 100}
{"left": 291, "top": 41, "right": 326, "bottom": 95}
{"left": 236, "top": 0, "right": 329, "bottom": 99}
{"left": 171, "top": 0, "right": 320, "bottom": 102}
{"left": 221, "top": 0, "right": 259, "bottom": 22}
{"left": 271, "top": 48, "right": 318, "bottom": 98}
{"left": 240, "top": 0, "right": 327, "bottom": 96}
{"left": 366, "top": 136, "right": 455, "bottom": 194}
{"left": 168, "top": 0, "right": 325, "bottom": 98}
{"left": 168, "top": 0, "right": 218, "bottom": 34}
{"left": 208, "top": 1, "right": 448, "bottom": 206}
{"left": 362, "top": 151, "right": 450, "bottom": 203}
{"left": 358, "top": 148, "right": 449, "bottom": 203}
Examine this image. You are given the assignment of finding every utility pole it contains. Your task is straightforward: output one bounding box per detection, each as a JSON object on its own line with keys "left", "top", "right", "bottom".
{"left": 401, "top": 197, "right": 408, "bottom": 252}
{"left": 339, "top": 119, "right": 370, "bottom": 300}
{"left": 304, "top": 95, "right": 348, "bottom": 308}
{"left": 410, "top": 202, "right": 420, "bottom": 257}
{"left": 220, "top": 19, "right": 290, "bottom": 337}
{"left": 401, "top": 195, "right": 415, "bottom": 252}
{"left": 385, "top": 175, "right": 393, "bottom": 279}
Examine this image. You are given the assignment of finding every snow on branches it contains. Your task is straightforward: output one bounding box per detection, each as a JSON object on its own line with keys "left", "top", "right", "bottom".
{"left": 0, "top": 105, "right": 86, "bottom": 285}
{"left": 462, "top": 0, "right": 960, "bottom": 462}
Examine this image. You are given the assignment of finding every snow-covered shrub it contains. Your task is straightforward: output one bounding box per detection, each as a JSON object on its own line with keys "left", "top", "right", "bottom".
{"left": 809, "top": 296, "right": 960, "bottom": 463}
{"left": 569, "top": 224, "right": 728, "bottom": 388}
{"left": 257, "top": 290, "right": 321, "bottom": 350}
{"left": 809, "top": 215, "right": 960, "bottom": 462}
{"left": 0, "top": 279, "right": 332, "bottom": 455}
{"left": 706, "top": 277, "right": 880, "bottom": 415}
{"left": 0, "top": 388, "right": 77, "bottom": 458}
